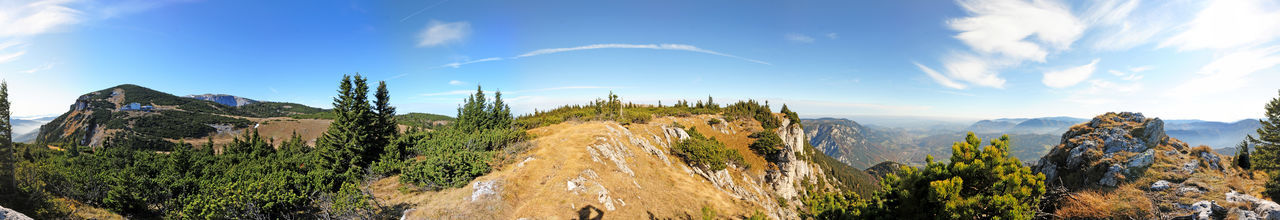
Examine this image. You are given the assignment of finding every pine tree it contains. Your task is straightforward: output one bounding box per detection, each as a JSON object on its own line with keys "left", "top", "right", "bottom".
{"left": 315, "top": 74, "right": 376, "bottom": 191}
{"left": 491, "top": 90, "right": 512, "bottom": 129}
{"left": 1252, "top": 90, "right": 1280, "bottom": 170}
{"left": 456, "top": 86, "right": 488, "bottom": 132}
{"left": 0, "top": 81, "right": 9, "bottom": 150}
{"left": 0, "top": 81, "right": 10, "bottom": 196}
{"left": 370, "top": 81, "right": 396, "bottom": 162}
{"left": 860, "top": 133, "right": 1045, "bottom": 219}
{"left": 1237, "top": 139, "right": 1252, "bottom": 170}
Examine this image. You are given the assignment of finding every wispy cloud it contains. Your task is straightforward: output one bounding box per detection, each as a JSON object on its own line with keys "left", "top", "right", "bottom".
{"left": 1169, "top": 46, "right": 1280, "bottom": 97}
{"left": 914, "top": 62, "right": 966, "bottom": 89}
{"left": 441, "top": 57, "right": 501, "bottom": 68}
{"left": 515, "top": 43, "right": 770, "bottom": 65}
{"left": 785, "top": 33, "right": 815, "bottom": 43}
{"left": 1161, "top": 0, "right": 1280, "bottom": 50}
{"left": 448, "top": 80, "right": 466, "bottom": 86}
{"left": 1042, "top": 59, "right": 1100, "bottom": 88}
{"left": 923, "top": 0, "right": 1085, "bottom": 89}
{"left": 826, "top": 33, "right": 839, "bottom": 39}
{"left": 0, "top": 0, "right": 83, "bottom": 38}
{"left": 18, "top": 62, "right": 53, "bottom": 73}
{"left": 417, "top": 20, "right": 470, "bottom": 47}
{"left": 949, "top": 0, "right": 1084, "bottom": 62}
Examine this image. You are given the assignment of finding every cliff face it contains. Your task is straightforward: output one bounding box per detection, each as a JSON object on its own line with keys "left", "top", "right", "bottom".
{"left": 803, "top": 118, "right": 894, "bottom": 169}
{"left": 381, "top": 114, "right": 863, "bottom": 219}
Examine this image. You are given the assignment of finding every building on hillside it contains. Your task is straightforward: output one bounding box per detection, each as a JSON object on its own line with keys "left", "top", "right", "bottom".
{"left": 120, "top": 102, "right": 143, "bottom": 111}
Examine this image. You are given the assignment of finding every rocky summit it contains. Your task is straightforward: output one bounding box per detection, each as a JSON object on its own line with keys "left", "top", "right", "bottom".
{"left": 1034, "top": 112, "right": 1273, "bottom": 219}
{"left": 1036, "top": 112, "right": 1186, "bottom": 189}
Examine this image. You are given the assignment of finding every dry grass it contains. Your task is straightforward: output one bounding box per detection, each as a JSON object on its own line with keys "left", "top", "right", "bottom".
{"left": 1056, "top": 186, "right": 1155, "bottom": 219}
{"left": 378, "top": 116, "right": 774, "bottom": 219}
{"left": 177, "top": 117, "right": 332, "bottom": 151}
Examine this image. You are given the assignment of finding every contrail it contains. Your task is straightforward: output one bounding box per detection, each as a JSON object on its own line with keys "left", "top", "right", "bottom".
{"left": 400, "top": 0, "right": 451, "bottom": 22}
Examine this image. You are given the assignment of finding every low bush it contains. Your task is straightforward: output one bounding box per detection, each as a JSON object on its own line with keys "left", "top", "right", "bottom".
{"left": 748, "top": 130, "right": 783, "bottom": 156}
{"left": 671, "top": 128, "right": 745, "bottom": 171}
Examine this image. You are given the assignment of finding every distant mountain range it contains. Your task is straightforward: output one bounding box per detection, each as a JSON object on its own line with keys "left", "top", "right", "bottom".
{"left": 12, "top": 116, "right": 56, "bottom": 143}
{"left": 803, "top": 115, "right": 1261, "bottom": 169}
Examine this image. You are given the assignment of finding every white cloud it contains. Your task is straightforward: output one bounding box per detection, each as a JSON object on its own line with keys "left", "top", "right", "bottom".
{"left": 1129, "top": 65, "right": 1153, "bottom": 73}
{"left": 1042, "top": 59, "right": 1100, "bottom": 88}
{"left": 941, "top": 53, "right": 1005, "bottom": 88}
{"left": 948, "top": 0, "right": 1085, "bottom": 62}
{"left": 826, "top": 33, "right": 838, "bottom": 39}
{"left": 926, "top": 0, "right": 1085, "bottom": 90}
{"left": 448, "top": 80, "right": 466, "bottom": 86}
{"left": 1169, "top": 46, "right": 1280, "bottom": 97}
{"left": 1161, "top": 0, "right": 1280, "bottom": 50}
{"left": 0, "top": 0, "right": 83, "bottom": 37}
{"left": 416, "top": 20, "right": 470, "bottom": 47}
{"left": 914, "top": 62, "right": 966, "bottom": 89}
{"left": 0, "top": 50, "right": 25, "bottom": 64}
{"left": 785, "top": 33, "right": 815, "bottom": 43}
{"left": 515, "top": 43, "right": 770, "bottom": 65}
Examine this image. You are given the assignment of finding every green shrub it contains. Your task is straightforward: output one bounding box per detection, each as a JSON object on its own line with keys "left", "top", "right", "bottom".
{"left": 749, "top": 130, "right": 783, "bottom": 156}
{"left": 672, "top": 128, "right": 745, "bottom": 171}
{"left": 401, "top": 149, "right": 492, "bottom": 190}
{"left": 860, "top": 133, "right": 1045, "bottom": 219}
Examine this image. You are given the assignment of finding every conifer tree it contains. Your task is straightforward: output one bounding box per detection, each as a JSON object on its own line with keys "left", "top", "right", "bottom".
{"left": 0, "top": 81, "right": 10, "bottom": 196}
{"left": 861, "top": 133, "right": 1045, "bottom": 219}
{"left": 1237, "top": 139, "right": 1252, "bottom": 170}
{"left": 0, "top": 81, "right": 9, "bottom": 150}
{"left": 1252, "top": 90, "right": 1280, "bottom": 170}
{"left": 456, "top": 85, "right": 488, "bottom": 132}
{"left": 316, "top": 74, "right": 376, "bottom": 191}
{"left": 370, "top": 81, "right": 396, "bottom": 162}
{"left": 491, "top": 90, "right": 512, "bottom": 129}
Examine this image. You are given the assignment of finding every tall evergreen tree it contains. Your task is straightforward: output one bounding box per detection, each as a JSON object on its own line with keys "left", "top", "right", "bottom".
{"left": 0, "top": 81, "right": 10, "bottom": 196}
{"left": 0, "top": 81, "right": 9, "bottom": 150}
{"left": 370, "top": 81, "right": 397, "bottom": 162}
{"left": 456, "top": 85, "right": 489, "bottom": 132}
{"left": 491, "top": 90, "right": 512, "bottom": 129}
{"left": 315, "top": 74, "right": 376, "bottom": 191}
{"left": 1251, "top": 90, "right": 1280, "bottom": 170}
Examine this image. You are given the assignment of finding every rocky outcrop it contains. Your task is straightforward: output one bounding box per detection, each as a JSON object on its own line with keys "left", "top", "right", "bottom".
{"left": 185, "top": 94, "right": 259, "bottom": 107}
{"left": 0, "top": 205, "right": 32, "bottom": 220}
{"left": 767, "top": 118, "right": 815, "bottom": 201}
{"left": 1226, "top": 191, "right": 1280, "bottom": 220}
{"left": 1035, "top": 112, "right": 1183, "bottom": 189}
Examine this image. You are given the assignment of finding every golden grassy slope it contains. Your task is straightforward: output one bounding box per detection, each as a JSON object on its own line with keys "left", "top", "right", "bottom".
{"left": 374, "top": 115, "right": 780, "bottom": 219}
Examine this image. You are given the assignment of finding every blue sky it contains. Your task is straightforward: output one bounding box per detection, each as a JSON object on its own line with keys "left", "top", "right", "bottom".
{"left": 1, "top": 0, "right": 1279, "bottom": 122}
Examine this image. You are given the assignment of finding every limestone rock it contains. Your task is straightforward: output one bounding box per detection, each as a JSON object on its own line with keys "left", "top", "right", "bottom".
{"left": 1100, "top": 164, "right": 1125, "bottom": 187}
{"left": 1152, "top": 180, "right": 1172, "bottom": 191}
{"left": 0, "top": 205, "right": 32, "bottom": 220}
{"left": 1226, "top": 191, "right": 1280, "bottom": 220}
